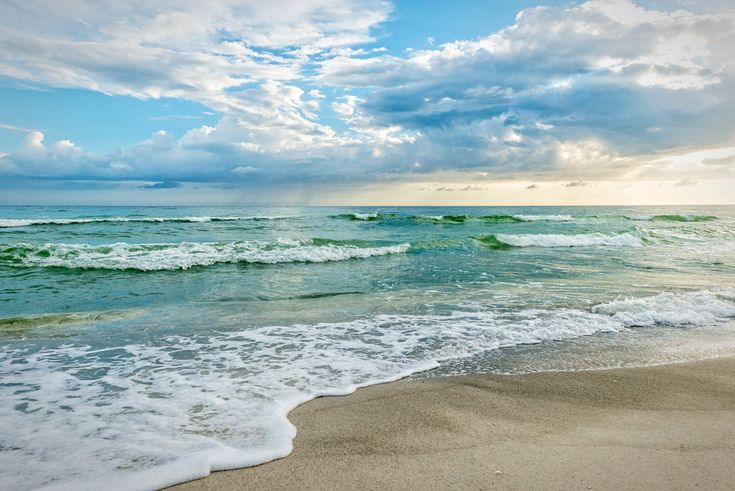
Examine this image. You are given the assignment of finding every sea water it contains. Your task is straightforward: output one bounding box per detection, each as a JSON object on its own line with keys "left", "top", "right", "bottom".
{"left": 1, "top": 205, "right": 735, "bottom": 489}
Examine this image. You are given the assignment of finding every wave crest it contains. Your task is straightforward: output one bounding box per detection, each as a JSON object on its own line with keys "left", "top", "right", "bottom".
{"left": 623, "top": 214, "right": 719, "bottom": 222}
{"left": 0, "top": 240, "right": 410, "bottom": 271}
{"left": 474, "top": 233, "right": 642, "bottom": 248}
{"left": 0, "top": 216, "right": 292, "bottom": 228}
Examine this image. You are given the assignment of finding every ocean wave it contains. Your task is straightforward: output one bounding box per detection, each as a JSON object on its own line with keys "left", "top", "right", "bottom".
{"left": 623, "top": 214, "right": 719, "bottom": 222}
{"left": 331, "top": 213, "right": 576, "bottom": 224}
{"left": 512, "top": 214, "right": 573, "bottom": 222}
{"left": 418, "top": 214, "right": 470, "bottom": 223}
{"left": 474, "top": 233, "right": 642, "bottom": 249}
{"left": 418, "top": 214, "right": 573, "bottom": 223}
{"left": 329, "top": 212, "right": 388, "bottom": 221}
{"left": 2, "top": 288, "right": 733, "bottom": 490}
{"left": 0, "top": 240, "right": 410, "bottom": 271}
{"left": 0, "top": 216, "right": 291, "bottom": 228}
{"left": 592, "top": 288, "right": 735, "bottom": 327}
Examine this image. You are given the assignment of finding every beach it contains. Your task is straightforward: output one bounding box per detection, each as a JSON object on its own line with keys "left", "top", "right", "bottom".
{"left": 173, "top": 356, "right": 735, "bottom": 490}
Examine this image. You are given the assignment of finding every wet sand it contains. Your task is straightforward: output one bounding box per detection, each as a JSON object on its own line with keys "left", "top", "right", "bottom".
{"left": 172, "top": 356, "right": 735, "bottom": 490}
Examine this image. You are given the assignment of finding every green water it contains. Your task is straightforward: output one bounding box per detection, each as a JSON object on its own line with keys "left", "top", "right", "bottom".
{"left": 1, "top": 205, "right": 735, "bottom": 490}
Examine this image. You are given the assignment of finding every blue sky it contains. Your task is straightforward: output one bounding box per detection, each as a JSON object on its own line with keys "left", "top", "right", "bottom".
{"left": 1, "top": 0, "right": 734, "bottom": 204}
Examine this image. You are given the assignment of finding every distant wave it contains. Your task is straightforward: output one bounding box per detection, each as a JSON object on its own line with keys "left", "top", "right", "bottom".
{"left": 420, "top": 214, "right": 574, "bottom": 223}
{"left": 0, "top": 239, "right": 410, "bottom": 271}
{"left": 620, "top": 214, "right": 719, "bottom": 222}
{"left": 0, "top": 216, "right": 292, "bottom": 228}
{"left": 419, "top": 215, "right": 470, "bottom": 223}
{"left": 473, "top": 233, "right": 643, "bottom": 249}
{"left": 331, "top": 213, "right": 574, "bottom": 224}
{"left": 329, "top": 212, "right": 391, "bottom": 221}
{"left": 328, "top": 212, "right": 720, "bottom": 225}
{"left": 511, "top": 214, "right": 573, "bottom": 222}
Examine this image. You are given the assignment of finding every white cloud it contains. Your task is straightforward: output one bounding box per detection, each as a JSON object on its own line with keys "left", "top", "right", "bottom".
{"left": 0, "top": 123, "right": 36, "bottom": 133}
{"left": 24, "top": 131, "right": 45, "bottom": 149}
{"left": 1, "top": 0, "right": 734, "bottom": 189}
{"left": 0, "top": 0, "right": 392, "bottom": 148}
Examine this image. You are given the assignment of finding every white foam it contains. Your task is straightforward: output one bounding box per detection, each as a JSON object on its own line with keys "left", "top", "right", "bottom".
{"left": 1, "top": 288, "right": 734, "bottom": 490}
{"left": 349, "top": 213, "right": 379, "bottom": 220}
{"left": 495, "top": 233, "right": 642, "bottom": 248}
{"left": 0, "top": 216, "right": 288, "bottom": 227}
{"left": 1, "top": 240, "right": 410, "bottom": 271}
{"left": 512, "top": 214, "right": 573, "bottom": 221}
{"left": 592, "top": 288, "right": 735, "bottom": 326}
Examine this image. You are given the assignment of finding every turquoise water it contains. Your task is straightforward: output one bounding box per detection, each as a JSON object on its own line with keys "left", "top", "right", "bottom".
{"left": 2, "top": 205, "right": 735, "bottom": 490}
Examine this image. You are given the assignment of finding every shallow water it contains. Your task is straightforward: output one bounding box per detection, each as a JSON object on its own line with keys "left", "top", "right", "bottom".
{"left": 1, "top": 205, "right": 735, "bottom": 490}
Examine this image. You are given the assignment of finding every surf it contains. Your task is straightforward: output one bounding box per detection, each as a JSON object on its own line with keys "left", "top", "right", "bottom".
{"left": 0, "top": 239, "right": 411, "bottom": 271}
{"left": 473, "top": 233, "right": 643, "bottom": 248}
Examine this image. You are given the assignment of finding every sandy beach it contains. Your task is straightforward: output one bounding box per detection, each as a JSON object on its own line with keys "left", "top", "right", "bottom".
{"left": 172, "top": 356, "right": 735, "bottom": 490}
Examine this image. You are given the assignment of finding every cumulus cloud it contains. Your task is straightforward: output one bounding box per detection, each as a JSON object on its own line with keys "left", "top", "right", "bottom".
{"left": 318, "top": 0, "right": 735, "bottom": 176}
{"left": 1, "top": 0, "right": 734, "bottom": 188}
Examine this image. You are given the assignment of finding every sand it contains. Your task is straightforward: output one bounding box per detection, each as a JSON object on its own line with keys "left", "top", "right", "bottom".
{"left": 171, "top": 357, "right": 735, "bottom": 490}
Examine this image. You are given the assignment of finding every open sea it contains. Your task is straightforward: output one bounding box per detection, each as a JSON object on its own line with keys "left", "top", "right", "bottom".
{"left": 2, "top": 205, "right": 735, "bottom": 490}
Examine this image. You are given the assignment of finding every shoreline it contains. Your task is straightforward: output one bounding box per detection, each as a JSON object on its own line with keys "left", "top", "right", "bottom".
{"left": 172, "top": 355, "right": 735, "bottom": 490}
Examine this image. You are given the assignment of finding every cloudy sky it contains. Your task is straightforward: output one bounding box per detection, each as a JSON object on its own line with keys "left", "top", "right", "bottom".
{"left": 1, "top": 0, "right": 734, "bottom": 205}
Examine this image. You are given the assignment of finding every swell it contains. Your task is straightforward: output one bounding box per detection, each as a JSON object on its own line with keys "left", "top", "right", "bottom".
{"left": 0, "top": 239, "right": 410, "bottom": 271}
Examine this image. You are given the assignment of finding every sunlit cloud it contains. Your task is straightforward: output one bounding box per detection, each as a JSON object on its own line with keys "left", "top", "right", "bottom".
{"left": 0, "top": 0, "right": 733, "bottom": 203}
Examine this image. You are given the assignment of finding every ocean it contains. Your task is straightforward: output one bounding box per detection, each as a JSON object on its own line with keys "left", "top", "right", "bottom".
{"left": 1, "top": 205, "right": 735, "bottom": 490}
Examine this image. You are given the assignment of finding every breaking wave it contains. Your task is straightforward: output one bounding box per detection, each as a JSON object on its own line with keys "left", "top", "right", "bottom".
{"left": 0, "top": 216, "right": 291, "bottom": 228}
{"left": 474, "top": 233, "right": 643, "bottom": 249}
{"left": 1, "top": 288, "right": 733, "bottom": 490}
{"left": 623, "top": 214, "right": 719, "bottom": 222}
{"left": 0, "top": 239, "right": 410, "bottom": 271}
{"left": 329, "top": 213, "right": 391, "bottom": 221}
{"left": 331, "top": 213, "right": 576, "bottom": 224}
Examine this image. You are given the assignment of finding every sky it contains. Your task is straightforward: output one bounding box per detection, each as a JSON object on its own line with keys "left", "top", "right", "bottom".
{"left": 0, "top": 0, "right": 734, "bottom": 205}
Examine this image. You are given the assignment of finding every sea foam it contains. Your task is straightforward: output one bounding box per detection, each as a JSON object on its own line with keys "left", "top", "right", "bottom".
{"left": 0, "top": 240, "right": 410, "bottom": 271}
{"left": 1, "top": 288, "right": 733, "bottom": 490}
{"left": 480, "top": 233, "right": 642, "bottom": 248}
{"left": 0, "top": 216, "right": 290, "bottom": 228}
{"left": 512, "top": 214, "right": 573, "bottom": 222}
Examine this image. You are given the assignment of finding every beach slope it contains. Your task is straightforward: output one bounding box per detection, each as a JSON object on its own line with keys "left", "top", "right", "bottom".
{"left": 172, "top": 357, "right": 735, "bottom": 490}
